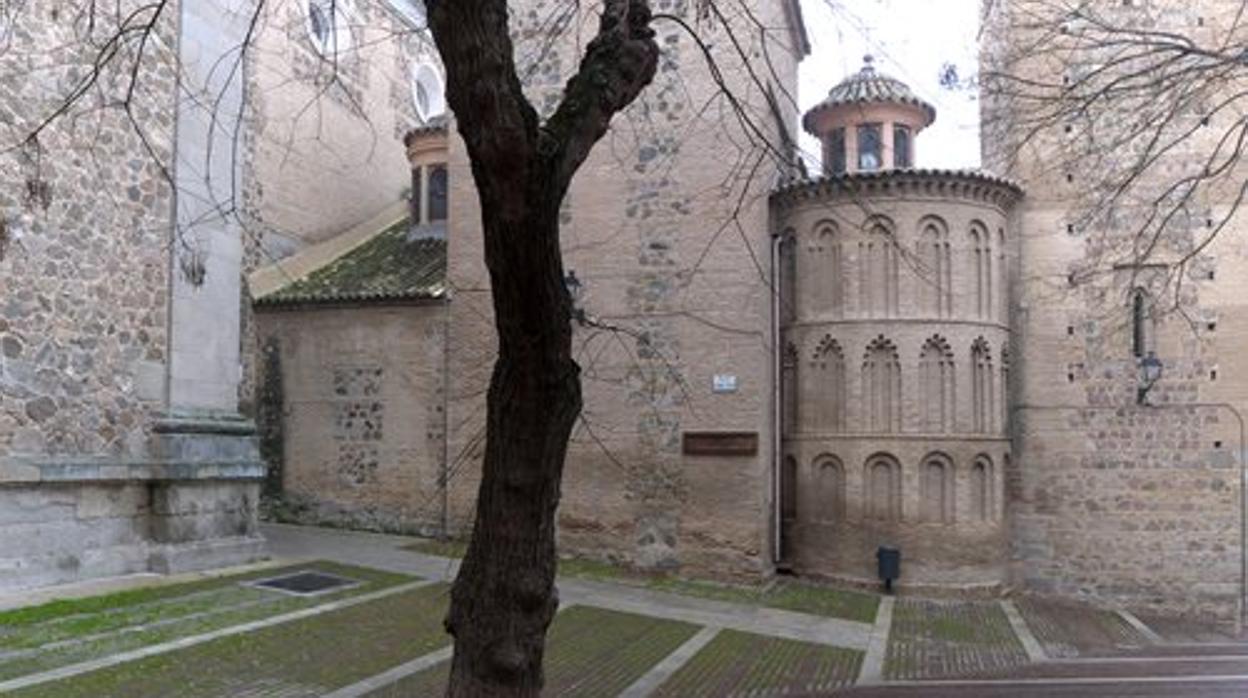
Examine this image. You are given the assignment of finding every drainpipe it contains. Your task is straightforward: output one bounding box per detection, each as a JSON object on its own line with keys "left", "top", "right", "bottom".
{"left": 770, "top": 230, "right": 783, "bottom": 568}
{"left": 439, "top": 293, "right": 451, "bottom": 539}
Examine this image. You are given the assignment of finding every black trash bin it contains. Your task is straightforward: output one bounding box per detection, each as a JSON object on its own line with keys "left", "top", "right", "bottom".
{"left": 877, "top": 546, "right": 901, "bottom": 592}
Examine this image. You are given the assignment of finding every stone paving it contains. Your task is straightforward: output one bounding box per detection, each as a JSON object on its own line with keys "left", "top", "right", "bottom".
{"left": 0, "top": 523, "right": 1233, "bottom": 697}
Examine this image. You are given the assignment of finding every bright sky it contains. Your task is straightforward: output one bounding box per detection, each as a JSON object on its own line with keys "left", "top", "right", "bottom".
{"left": 797, "top": 0, "right": 981, "bottom": 170}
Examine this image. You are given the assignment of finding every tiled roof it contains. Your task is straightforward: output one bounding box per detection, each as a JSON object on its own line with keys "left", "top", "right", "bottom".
{"left": 803, "top": 56, "right": 937, "bottom": 133}
{"left": 256, "top": 218, "right": 447, "bottom": 306}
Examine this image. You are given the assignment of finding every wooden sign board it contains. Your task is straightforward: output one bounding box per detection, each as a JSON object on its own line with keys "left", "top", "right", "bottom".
{"left": 682, "top": 431, "right": 759, "bottom": 456}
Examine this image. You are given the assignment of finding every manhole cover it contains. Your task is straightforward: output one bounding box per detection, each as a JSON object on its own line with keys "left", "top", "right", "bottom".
{"left": 249, "top": 571, "right": 361, "bottom": 596}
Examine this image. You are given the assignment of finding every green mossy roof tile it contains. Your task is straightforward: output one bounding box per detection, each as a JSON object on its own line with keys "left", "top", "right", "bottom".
{"left": 257, "top": 218, "right": 446, "bottom": 306}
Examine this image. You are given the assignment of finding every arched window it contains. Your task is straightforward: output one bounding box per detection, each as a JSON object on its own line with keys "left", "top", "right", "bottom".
{"left": 971, "top": 455, "right": 994, "bottom": 521}
{"left": 997, "top": 228, "right": 1008, "bottom": 322}
{"left": 971, "top": 337, "right": 995, "bottom": 433}
{"left": 812, "top": 222, "right": 844, "bottom": 318}
{"left": 779, "top": 231, "right": 797, "bottom": 323}
{"left": 857, "top": 123, "right": 882, "bottom": 171}
{"left": 782, "top": 455, "right": 798, "bottom": 522}
{"left": 307, "top": 0, "right": 354, "bottom": 55}
{"left": 858, "top": 222, "right": 898, "bottom": 318}
{"left": 826, "top": 128, "right": 847, "bottom": 175}
{"left": 970, "top": 222, "right": 992, "bottom": 319}
{"left": 863, "top": 336, "right": 901, "bottom": 433}
{"left": 920, "top": 453, "right": 954, "bottom": 523}
{"left": 782, "top": 343, "right": 798, "bottom": 436}
{"left": 865, "top": 453, "right": 902, "bottom": 521}
{"left": 411, "top": 63, "right": 446, "bottom": 123}
{"left": 918, "top": 217, "right": 952, "bottom": 317}
{"left": 811, "top": 336, "right": 846, "bottom": 433}
{"left": 387, "top": 0, "right": 426, "bottom": 26}
{"left": 781, "top": 455, "right": 798, "bottom": 561}
{"left": 409, "top": 166, "right": 423, "bottom": 223}
{"left": 1000, "top": 344, "right": 1011, "bottom": 432}
{"left": 1131, "top": 288, "right": 1153, "bottom": 357}
{"left": 428, "top": 165, "right": 448, "bottom": 222}
{"left": 919, "top": 336, "right": 955, "bottom": 433}
{"left": 813, "top": 455, "right": 846, "bottom": 521}
{"left": 893, "top": 124, "right": 912, "bottom": 168}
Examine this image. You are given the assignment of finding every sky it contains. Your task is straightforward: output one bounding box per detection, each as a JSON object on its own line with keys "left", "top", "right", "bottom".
{"left": 796, "top": 0, "right": 981, "bottom": 170}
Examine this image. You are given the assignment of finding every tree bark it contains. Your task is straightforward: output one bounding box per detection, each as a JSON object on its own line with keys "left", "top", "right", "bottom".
{"left": 426, "top": 1, "right": 657, "bottom": 695}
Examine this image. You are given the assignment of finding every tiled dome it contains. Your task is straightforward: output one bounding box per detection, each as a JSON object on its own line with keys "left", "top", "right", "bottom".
{"left": 803, "top": 56, "right": 936, "bottom": 134}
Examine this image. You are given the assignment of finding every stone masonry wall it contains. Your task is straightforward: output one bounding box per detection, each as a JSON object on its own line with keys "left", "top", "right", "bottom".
{"left": 444, "top": 0, "right": 804, "bottom": 579}
{"left": 984, "top": 0, "right": 1247, "bottom": 623}
{"left": 258, "top": 303, "right": 448, "bottom": 535}
{"left": 0, "top": 2, "right": 177, "bottom": 460}
{"left": 0, "top": 1, "right": 265, "bottom": 592}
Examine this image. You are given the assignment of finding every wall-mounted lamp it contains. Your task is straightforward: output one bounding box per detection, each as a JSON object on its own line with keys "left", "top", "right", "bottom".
{"left": 563, "top": 270, "right": 585, "bottom": 324}
{"left": 1137, "top": 351, "right": 1163, "bottom": 405}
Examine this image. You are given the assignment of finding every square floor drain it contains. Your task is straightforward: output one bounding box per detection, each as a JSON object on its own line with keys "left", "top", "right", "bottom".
{"left": 249, "top": 570, "right": 361, "bottom": 597}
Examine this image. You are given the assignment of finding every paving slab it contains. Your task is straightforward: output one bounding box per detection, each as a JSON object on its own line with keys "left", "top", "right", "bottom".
{"left": 649, "top": 628, "right": 864, "bottom": 696}
{"left": 264, "top": 523, "right": 874, "bottom": 650}
{"left": 1015, "top": 598, "right": 1152, "bottom": 658}
{"left": 884, "top": 598, "right": 1028, "bottom": 680}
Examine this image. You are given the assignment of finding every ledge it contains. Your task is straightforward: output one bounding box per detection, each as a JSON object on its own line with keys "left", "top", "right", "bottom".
{"left": 0, "top": 458, "right": 265, "bottom": 485}
{"left": 153, "top": 411, "right": 258, "bottom": 436}
{"left": 772, "top": 168, "right": 1024, "bottom": 210}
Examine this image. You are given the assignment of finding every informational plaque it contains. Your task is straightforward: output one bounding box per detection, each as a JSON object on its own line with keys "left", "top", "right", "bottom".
{"left": 682, "top": 431, "right": 759, "bottom": 456}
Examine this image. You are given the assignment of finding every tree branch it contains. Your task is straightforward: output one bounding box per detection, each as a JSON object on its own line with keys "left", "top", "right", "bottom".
{"left": 541, "top": 0, "right": 659, "bottom": 197}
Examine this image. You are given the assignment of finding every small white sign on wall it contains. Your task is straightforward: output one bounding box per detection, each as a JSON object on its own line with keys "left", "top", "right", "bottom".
{"left": 712, "top": 374, "right": 738, "bottom": 393}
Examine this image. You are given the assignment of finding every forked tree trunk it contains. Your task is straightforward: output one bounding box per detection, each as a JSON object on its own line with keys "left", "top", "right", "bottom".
{"left": 426, "top": 1, "right": 657, "bottom": 695}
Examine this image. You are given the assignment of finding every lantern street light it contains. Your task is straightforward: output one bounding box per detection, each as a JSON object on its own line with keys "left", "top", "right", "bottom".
{"left": 563, "top": 270, "right": 585, "bottom": 324}
{"left": 1137, "top": 351, "right": 1163, "bottom": 405}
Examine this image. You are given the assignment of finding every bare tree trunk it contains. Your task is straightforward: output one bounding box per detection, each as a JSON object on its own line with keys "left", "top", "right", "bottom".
{"left": 425, "top": 1, "right": 657, "bottom": 694}
{"left": 443, "top": 207, "right": 582, "bottom": 697}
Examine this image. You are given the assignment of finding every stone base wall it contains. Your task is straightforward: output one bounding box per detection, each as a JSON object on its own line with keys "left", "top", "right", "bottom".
{"left": 0, "top": 478, "right": 263, "bottom": 592}
{"left": 0, "top": 415, "right": 266, "bottom": 592}
{"left": 1012, "top": 406, "right": 1242, "bottom": 625}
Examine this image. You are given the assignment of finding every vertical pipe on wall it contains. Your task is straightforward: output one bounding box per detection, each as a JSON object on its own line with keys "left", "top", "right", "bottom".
{"left": 439, "top": 296, "right": 451, "bottom": 539}
{"left": 770, "top": 230, "right": 783, "bottom": 567}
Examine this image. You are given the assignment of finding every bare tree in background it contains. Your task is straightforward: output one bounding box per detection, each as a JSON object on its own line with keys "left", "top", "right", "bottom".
{"left": 3, "top": 1, "right": 804, "bottom": 695}
{"left": 980, "top": 0, "right": 1248, "bottom": 308}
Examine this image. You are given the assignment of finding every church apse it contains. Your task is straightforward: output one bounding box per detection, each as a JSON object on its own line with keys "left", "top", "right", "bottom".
{"left": 772, "top": 57, "right": 1022, "bottom": 589}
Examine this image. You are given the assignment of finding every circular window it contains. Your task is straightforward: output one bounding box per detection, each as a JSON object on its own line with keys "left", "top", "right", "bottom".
{"left": 307, "top": 1, "right": 353, "bottom": 55}
{"left": 411, "top": 63, "right": 446, "bottom": 122}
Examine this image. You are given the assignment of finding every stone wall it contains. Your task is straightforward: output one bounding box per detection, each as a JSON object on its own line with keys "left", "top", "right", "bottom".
{"left": 257, "top": 303, "right": 448, "bottom": 534}
{"left": 0, "top": 1, "right": 265, "bottom": 591}
{"left": 443, "top": 0, "right": 805, "bottom": 579}
{"left": 0, "top": 2, "right": 177, "bottom": 460}
{"left": 983, "top": 0, "right": 1247, "bottom": 624}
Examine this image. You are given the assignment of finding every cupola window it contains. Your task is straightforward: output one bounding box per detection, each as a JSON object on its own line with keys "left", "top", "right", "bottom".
{"left": 893, "top": 125, "right": 912, "bottom": 168}
{"left": 828, "top": 127, "right": 847, "bottom": 175}
{"left": 857, "top": 123, "right": 882, "bottom": 171}
{"left": 428, "top": 165, "right": 448, "bottom": 222}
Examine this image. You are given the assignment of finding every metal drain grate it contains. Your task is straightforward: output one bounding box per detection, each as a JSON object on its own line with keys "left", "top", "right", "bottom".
{"left": 249, "top": 570, "right": 361, "bottom": 597}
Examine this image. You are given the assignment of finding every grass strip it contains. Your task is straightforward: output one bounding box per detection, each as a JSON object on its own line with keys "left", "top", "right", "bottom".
{"left": 8, "top": 583, "right": 451, "bottom": 698}
{"left": 369, "top": 605, "right": 700, "bottom": 697}
{"left": 0, "top": 561, "right": 414, "bottom": 683}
